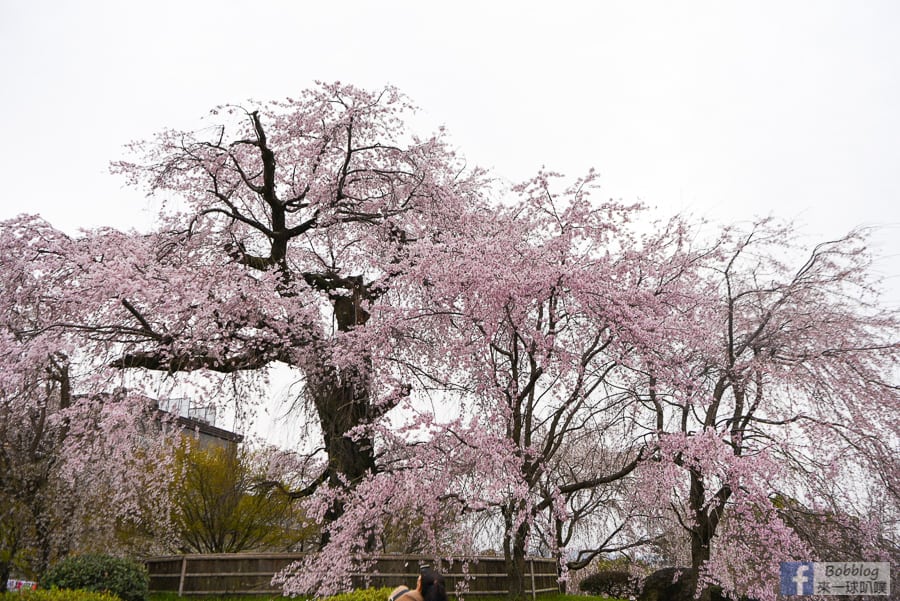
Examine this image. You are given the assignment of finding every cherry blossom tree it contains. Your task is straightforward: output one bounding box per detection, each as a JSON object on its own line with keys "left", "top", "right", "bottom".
{"left": 0, "top": 217, "right": 177, "bottom": 587}
{"left": 1, "top": 84, "right": 487, "bottom": 557}
{"left": 400, "top": 172, "right": 653, "bottom": 598}
{"left": 110, "top": 85, "right": 489, "bottom": 532}
{"left": 3, "top": 82, "right": 897, "bottom": 601}
{"left": 278, "top": 171, "right": 712, "bottom": 598}
{"left": 629, "top": 222, "right": 900, "bottom": 601}
{"left": 0, "top": 335, "right": 75, "bottom": 587}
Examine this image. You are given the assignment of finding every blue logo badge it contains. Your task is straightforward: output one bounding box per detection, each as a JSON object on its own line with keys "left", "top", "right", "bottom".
{"left": 780, "top": 562, "right": 815, "bottom": 596}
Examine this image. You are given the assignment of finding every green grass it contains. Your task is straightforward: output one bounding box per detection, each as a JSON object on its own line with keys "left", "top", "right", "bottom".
{"left": 484, "top": 595, "right": 625, "bottom": 601}
{"left": 149, "top": 596, "right": 287, "bottom": 601}
{"left": 1, "top": 592, "right": 122, "bottom": 601}
{"left": 149, "top": 594, "right": 624, "bottom": 601}
{"left": 150, "top": 595, "right": 286, "bottom": 601}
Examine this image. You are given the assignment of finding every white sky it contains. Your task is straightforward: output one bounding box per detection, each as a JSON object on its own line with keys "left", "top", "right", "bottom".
{"left": 2, "top": 1, "right": 898, "bottom": 277}
{"left": 2, "top": 1, "right": 899, "bottom": 441}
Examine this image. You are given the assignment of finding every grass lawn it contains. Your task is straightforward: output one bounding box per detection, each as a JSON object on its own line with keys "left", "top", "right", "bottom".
{"left": 149, "top": 593, "right": 626, "bottom": 601}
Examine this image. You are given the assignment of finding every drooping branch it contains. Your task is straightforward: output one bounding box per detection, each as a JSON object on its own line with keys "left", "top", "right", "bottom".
{"left": 566, "top": 535, "right": 663, "bottom": 570}
{"left": 537, "top": 449, "right": 644, "bottom": 511}
{"left": 256, "top": 467, "right": 330, "bottom": 501}
{"left": 110, "top": 345, "right": 289, "bottom": 373}
{"left": 120, "top": 298, "right": 162, "bottom": 340}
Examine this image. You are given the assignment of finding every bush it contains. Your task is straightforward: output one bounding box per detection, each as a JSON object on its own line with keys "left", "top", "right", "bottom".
{"left": 1, "top": 590, "right": 121, "bottom": 601}
{"left": 637, "top": 568, "right": 758, "bottom": 601}
{"left": 578, "top": 570, "right": 639, "bottom": 599}
{"left": 39, "top": 554, "right": 149, "bottom": 601}
{"left": 321, "top": 588, "right": 393, "bottom": 601}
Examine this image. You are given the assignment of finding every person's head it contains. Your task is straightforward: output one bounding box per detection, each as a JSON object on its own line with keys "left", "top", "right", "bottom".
{"left": 418, "top": 567, "right": 446, "bottom": 601}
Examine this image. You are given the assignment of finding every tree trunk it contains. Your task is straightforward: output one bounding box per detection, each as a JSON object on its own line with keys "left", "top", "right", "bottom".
{"left": 32, "top": 491, "right": 57, "bottom": 577}
{"left": 503, "top": 508, "right": 531, "bottom": 601}
{"left": 688, "top": 531, "right": 712, "bottom": 601}
{"left": 311, "top": 292, "right": 377, "bottom": 548}
{"left": 553, "top": 517, "right": 567, "bottom": 593}
{"left": 688, "top": 470, "right": 716, "bottom": 601}
{"left": 0, "top": 559, "right": 11, "bottom": 593}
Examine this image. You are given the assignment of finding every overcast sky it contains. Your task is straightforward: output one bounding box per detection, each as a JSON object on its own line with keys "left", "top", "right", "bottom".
{"left": 3, "top": 1, "right": 899, "bottom": 279}
{"left": 2, "top": 1, "right": 899, "bottom": 438}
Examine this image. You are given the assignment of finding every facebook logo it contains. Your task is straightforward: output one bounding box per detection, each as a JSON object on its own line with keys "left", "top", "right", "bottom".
{"left": 780, "top": 562, "right": 815, "bottom": 595}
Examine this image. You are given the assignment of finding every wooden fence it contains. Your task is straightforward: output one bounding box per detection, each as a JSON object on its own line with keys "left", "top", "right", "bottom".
{"left": 145, "top": 553, "right": 560, "bottom": 598}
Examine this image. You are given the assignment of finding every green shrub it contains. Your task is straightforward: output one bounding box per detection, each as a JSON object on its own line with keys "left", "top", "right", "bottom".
{"left": 525, "top": 595, "right": 625, "bottom": 601}
{"left": 321, "top": 587, "right": 393, "bottom": 601}
{"left": 319, "top": 590, "right": 625, "bottom": 601}
{"left": 1, "top": 589, "right": 121, "bottom": 601}
{"left": 39, "top": 554, "right": 149, "bottom": 601}
{"left": 636, "top": 568, "right": 758, "bottom": 601}
{"left": 149, "top": 596, "right": 286, "bottom": 601}
{"left": 578, "top": 570, "right": 638, "bottom": 599}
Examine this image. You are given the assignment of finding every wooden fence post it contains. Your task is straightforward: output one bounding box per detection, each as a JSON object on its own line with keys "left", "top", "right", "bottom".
{"left": 529, "top": 558, "right": 536, "bottom": 601}
{"left": 178, "top": 556, "right": 187, "bottom": 597}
